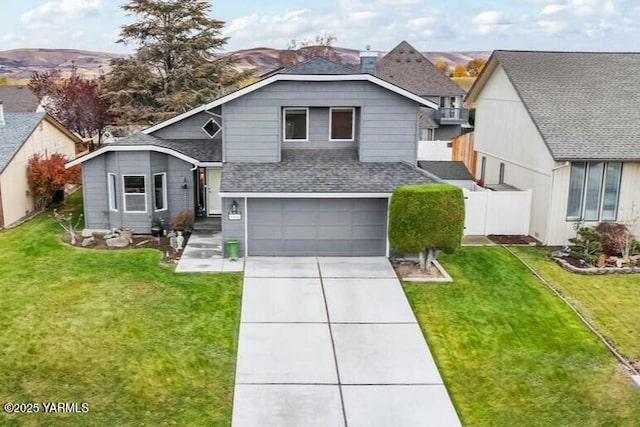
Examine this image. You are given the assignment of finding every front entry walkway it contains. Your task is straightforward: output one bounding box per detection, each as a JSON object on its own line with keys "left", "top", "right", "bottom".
{"left": 232, "top": 257, "right": 461, "bottom": 427}
{"left": 175, "top": 231, "right": 243, "bottom": 273}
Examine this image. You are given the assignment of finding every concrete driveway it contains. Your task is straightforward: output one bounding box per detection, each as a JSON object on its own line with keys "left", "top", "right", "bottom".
{"left": 232, "top": 257, "right": 461, "bottom": 427}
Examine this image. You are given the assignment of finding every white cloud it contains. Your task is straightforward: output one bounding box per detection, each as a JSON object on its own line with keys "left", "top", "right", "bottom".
{"left": 471, "top": 11, "right": 512, "bottom": 35}
{"left": 21, "top": 0, "right": 101, "bottom": 28}
{"left": 540, "top": 4, "right": 569, "bottom": 15}
{"left": 536, "top": 20, "right": 567, "bottom": 34}
{"left": 1, "top": 33, "right": 19, "bottom": 43}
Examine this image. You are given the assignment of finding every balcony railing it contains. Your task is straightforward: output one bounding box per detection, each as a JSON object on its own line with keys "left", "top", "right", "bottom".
{"left": 436, "top": 108, "right": 469, "bottom": 123}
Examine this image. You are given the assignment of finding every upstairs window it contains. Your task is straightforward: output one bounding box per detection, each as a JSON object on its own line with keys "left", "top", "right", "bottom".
{"left": 202, "top": 118, "right": 221, "bottom": 138}
{"left": 123, "top": 175, "right": 147, "bottom": 213}
{"left": 567, "top": 162, "right": 622, "bottom": 221}
{"left": 330, "top": 108, "right": 355, "bottom": 141}
{"left": 283, "top": 108, "right": 308, "bottom": 141}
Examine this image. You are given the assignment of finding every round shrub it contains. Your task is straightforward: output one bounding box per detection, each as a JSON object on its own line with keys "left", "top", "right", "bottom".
{"left": 388, "top": 183, "right": 465, "bottom": 255}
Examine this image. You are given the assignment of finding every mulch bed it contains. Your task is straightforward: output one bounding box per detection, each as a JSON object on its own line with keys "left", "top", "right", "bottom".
{"left": 62, "top": 233, "right": 185, "bottom": 264}
{"left": 488, "top": 234, "right": 541, "bottom": 245}
{"left": 390, "top": 258, "right": 444, "bottom": 280}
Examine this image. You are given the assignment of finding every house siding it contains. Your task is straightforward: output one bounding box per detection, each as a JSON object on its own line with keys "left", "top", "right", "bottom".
{"left": 221, "top": 197, "right": 246, "bottom": 257}
{"left": 0, "top": 118, "right": 76, "bottom": 227}
{"left": 222, "top": 80, "right": 419, "bottom": 163}
{"left": 83, "top": 151, "right": 195, "bottom": 233}
{"left": 474, "top": 63, "right": 556, "bottom": 242}
{"left": 547, "top": 162, "right": 640, "bottom": 245}
{"left": 150, "top": 111, "right": 222, "bottom": 141}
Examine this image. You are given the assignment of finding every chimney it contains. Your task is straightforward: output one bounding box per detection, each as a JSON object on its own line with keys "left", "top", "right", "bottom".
{"left": 0, "top": 101, "right": 5, "bottom": 127}
{"left": 360, "top": 47, "right": 378, "bottom": 76}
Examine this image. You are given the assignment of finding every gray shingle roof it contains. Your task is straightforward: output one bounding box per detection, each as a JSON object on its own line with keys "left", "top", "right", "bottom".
{"left": 0, "top": 86, "right": 40, "bottom": 112}
{"left": 378, "top": 41, "right": 466, "bottom": 97}
{"left": 221, "top": 149, "right": 436, "bottom": 193}
{"left": 493, "top": 50, "right": 640, "bottom": 161}
{"left": 418, "top": 161, "right": 474, "bottom": 180}
{"left": 0, "top": 112, "right": 45, "bottom": 173}
{"left": 281, "top": 57, "right": 358, "bottom": 75}
{"left": 113, "top": 133, "right": 222, "bottom": 162}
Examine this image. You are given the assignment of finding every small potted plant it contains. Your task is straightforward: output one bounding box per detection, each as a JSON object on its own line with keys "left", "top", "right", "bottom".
{"left": 170, "top": 210, "right": 194, "bottom": 233}
{"left": 151, "top": 217, "right": 164, "bottom": 237}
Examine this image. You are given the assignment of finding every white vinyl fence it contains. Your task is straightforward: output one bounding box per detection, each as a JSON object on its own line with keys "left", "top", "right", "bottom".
{"left": 463, "top": 187, "right": 532, "bottom": 235}
{"left": 417, "top": 140, "right": 452, "bottom": 161}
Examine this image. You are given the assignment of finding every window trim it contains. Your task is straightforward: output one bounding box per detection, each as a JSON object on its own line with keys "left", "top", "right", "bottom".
{"left": 153, "top": 172, "right": 168, "bottom": 212}
{"left": 282, "top": 107, "right": 309, "bottom": 142}
{"left": 201, "top": 118, "right": 222, "bottom": 139}
{"left": 107, "top": 173, "right": 118, "bottom": 212}
{"left": 122, "top": 174, "right": 147, "bottom": 213}
{"left": 566, "top": 162, "right": 622, "bottom": 222}
{"left": 329, "top": 107, "right": 355, "bottom": 141}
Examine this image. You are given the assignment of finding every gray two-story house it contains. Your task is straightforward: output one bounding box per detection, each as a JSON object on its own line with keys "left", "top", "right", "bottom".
{"left": 68, "top": 57, "right": 439, "bottom": 257}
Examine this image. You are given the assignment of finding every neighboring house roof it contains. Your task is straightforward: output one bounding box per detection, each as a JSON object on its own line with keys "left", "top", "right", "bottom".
{"left": 220, "top": 149, "right": 437, "bottom": 194}
{"left": 418, "top": 160, "right": 474, "bottom": 180}
{"left": 143, "top": 73, "right": 439, "bottom": 135}
{"left": 419, "top": 110, "right": 439, "bottom": 129}
{"left": 378, "top": 41, "right": 466, "bottom": 97}
{"left": 66, "top": 132, "right": 222, "bottom": 167}
{"left": 0, "top": 112, "right": 46, "bottom": 173}
{"left": 281, "top": 57, "right": 357, "bottom": 75}
{"left": 0, "top": 86, "right": 40, "bottom": 112}
{"left": 467, "top": 50, "right": 640, "bottom": 161}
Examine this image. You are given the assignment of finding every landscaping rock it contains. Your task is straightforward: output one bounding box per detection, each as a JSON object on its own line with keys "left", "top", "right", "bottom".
{"left": 119, "top": 228, "right": 134, "bottom": 244}
{"left": 106, "top": 237, "right": 130, "bottom": 248}
{"left": 81, "top": 237, "right": 95, "bottom": 247}
{"left": 166, "top": 231, "right": 176, "bottom": 238}
{"left": 81, "top": 229, "right": 93, "bottom": 238}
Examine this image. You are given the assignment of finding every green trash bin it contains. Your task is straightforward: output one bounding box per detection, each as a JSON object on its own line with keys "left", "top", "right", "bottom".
{"left": 226, "top": 239, "right": 239, "bottom": 261}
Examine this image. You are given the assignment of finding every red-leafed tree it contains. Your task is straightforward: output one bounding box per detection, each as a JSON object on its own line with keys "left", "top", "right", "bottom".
{"left": 29, "top": 66, "right": 112, "bottom": 151}
{"left": 27, "top": 153, "right": 81, "bottom": 210}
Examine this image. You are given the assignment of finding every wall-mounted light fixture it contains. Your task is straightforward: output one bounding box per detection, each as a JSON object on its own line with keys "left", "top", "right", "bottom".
{"left": 228, "top": 199, "right": 241, "bottom": 220}
{"left": 181, "top": 177, "right": 188, "bottom": 189}
{"left": 231, "top": 200, "right": 238, "bottom": 214}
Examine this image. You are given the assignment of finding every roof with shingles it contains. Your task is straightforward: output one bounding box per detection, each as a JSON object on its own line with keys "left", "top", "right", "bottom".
{"left": 378, "top": 41, "right": 466, "bottom": 97}
{"left": 475, "top": 50, "right": 640, "bottom": 161}
{"left": 281, "top": 57, "right": 358, "bottom": 75}
{"left": 112, "top": 133, "right": 222, "bottom": 162}
{"left": 418, "top": 160, "right": 474, "bottom": 180}
{"left": 0, "top": 86, "right": 40, "bottom": 112}
{"left": 221, "top": 149, "right": 437, "bottom": 193}
{"left": 0, "top": 112, "right": 46, "bottom": 173}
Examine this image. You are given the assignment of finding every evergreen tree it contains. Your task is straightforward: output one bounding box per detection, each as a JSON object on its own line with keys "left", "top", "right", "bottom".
{"left": 104, "top": 0, "right": 247, "bottom": 124}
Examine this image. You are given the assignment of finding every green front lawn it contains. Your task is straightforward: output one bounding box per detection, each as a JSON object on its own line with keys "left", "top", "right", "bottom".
{"left": 404, "top": 247, "right": 640, "bottom": 426}
{"left": 512, "top": 246, "right": 640, "bottom": 363}
{"left": 0, "top": 194, "right": 242, "bottom": 426}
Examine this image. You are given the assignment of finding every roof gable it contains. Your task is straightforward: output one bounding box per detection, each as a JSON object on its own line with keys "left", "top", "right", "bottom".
{"left": 469, "top": 50, "right": 640, "bottom": 161}
{"left": 0, "top": 112, "right": 45, "bottom": 173}
{"left": 143, "top": 73, "right": 439, "bottom": 135}
{"left": 378, "top": 41, "right": 465, "bottom": 97}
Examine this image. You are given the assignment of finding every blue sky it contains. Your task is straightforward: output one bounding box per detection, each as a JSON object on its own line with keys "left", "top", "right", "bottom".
{"left": 1, "top": 0, "right": 638, "bottom": 53}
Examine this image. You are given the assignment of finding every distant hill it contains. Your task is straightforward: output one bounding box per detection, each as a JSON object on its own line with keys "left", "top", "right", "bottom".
{"left": 0, "top": 47, "right": 491, "bottom": 80}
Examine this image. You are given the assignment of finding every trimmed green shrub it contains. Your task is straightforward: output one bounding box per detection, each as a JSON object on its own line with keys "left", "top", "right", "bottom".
{"left": 568, "top": 227, "right": 603, "bottom": 265}
{"left": 388, "top": 183, "right": 465, "bottom": 269}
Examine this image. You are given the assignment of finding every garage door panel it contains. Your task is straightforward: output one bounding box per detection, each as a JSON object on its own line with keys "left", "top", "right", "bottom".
{"left": 352, "top": 240, "right": 386, "bottom": 255}
{"left": 317, "top": 212, "right": 353, "bottom": 226}
{"left": 251, "top": 211, "right": 283, "bottom": 225}
{"left": 248, "top": 198, "right": 387, "bottom": 256}
{"left": 283, "top": 211, "right": 316, "bottom": 225}
{"left": 283, "top": 226, "right": 317, "bottom": 239}
{"left": 352, "top": 225, "right": 386, "bottom": 239}
{"left": 250, "top": 226, "right": 283, "bottom": 239}
{"left": 353, "top": 210, "right": 387, "bottom": 225}
{"left": 317, "top": 225, "right": 354, "bottom": 239}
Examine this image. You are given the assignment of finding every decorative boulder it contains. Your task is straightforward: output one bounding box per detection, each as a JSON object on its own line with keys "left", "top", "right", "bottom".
{"left": 119, "top": 228, "right": 134, "bottom": 244}
{"left": 81, "top": 229, "right": 93, "bottom": 238}
{"left": 106, "top": 237, "right": 130, "bottom": 248}
{"left": 81, "top": 237, "right": 95, "bottom": 247}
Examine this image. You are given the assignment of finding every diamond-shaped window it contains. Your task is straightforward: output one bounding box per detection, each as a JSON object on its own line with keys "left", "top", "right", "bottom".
{"left": 202, "top": 118, "right": 221, "bottom": 138}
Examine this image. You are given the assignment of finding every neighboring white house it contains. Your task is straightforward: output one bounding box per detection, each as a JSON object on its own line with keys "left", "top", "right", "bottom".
{"left": 0, "top": 104, "right": 82, "bottom": 228}
{"left": 467, "top": 50, "right": 640, "bottom": 245}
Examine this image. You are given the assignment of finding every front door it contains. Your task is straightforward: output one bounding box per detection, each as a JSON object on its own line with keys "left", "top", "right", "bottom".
{"left": 206, "top": 168, "right": 222, "bottom": 215}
